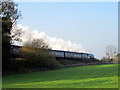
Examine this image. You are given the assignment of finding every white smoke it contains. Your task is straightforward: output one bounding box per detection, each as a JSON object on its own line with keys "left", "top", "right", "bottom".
{"left": 12, "top": 24, "right": 85, "bottom": 52}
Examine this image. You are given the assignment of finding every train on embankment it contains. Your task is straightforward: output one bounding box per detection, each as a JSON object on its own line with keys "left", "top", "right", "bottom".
{"left": 10, "top": 45, "right": 96, "bottom": 63}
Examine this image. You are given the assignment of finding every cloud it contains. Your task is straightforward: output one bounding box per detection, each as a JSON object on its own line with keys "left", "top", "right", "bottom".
{"left": 12, "top": 24, "right": 85, "bottom": 52}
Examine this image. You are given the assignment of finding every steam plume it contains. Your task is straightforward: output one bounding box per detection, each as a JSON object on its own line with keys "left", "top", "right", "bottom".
{"left": 12, "top": 24, "right": 85, "bottom": 52}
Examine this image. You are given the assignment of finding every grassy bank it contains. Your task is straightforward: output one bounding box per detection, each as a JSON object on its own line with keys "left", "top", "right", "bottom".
{"left": 3, "top": 64, "right": 118, "bottom": 88}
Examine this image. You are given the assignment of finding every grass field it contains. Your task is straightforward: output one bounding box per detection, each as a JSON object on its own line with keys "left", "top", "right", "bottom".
{"left": 3, "top": 64, "right": 118, "bottom": 88}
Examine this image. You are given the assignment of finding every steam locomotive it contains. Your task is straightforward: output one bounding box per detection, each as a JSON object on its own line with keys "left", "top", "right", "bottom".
{"left": 11, "top": 45, "right": 94, "bottom": 60}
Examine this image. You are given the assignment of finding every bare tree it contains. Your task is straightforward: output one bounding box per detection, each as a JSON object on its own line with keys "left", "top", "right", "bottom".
{"left": 24, "top": 38, "right": 49, "bottom": 49}
{"left": 10, "top": 25, "right": 23, "bottom": 44}
{"left": 20, "top": 38, "right": 59, "bottom": 69}
{"left": 106, "top": 45, "right": 117, "bottom": 60}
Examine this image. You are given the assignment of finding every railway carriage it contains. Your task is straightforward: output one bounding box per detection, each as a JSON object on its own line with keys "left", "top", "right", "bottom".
{"left": 50, "top": 50, "right": 64, "bottom": 59}
{"left": 51, "top": 50, "right": 94, "bottom": 60}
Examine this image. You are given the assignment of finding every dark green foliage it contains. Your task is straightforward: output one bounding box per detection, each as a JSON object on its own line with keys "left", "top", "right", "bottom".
{"left": 1, "top": 0, "right": 21, "bottom": 72}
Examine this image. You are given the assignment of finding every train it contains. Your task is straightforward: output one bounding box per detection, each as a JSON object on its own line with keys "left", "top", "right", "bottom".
{"left": 50, "top": 50, "right": 94, "bottom": 60}
{"left": 10, "top": 45, "right": 95, "bottom": 60}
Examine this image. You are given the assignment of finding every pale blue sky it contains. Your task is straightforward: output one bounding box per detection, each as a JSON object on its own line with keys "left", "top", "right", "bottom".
{"left": 17, "top": 2, "right": 118, "bottom": 59}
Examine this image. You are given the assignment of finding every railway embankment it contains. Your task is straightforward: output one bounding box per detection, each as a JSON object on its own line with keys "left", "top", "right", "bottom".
{"left": 57, "top": 59, "right": 118, "bottom": 67}
{"left": 3, "top": 58, "right": 118, "bottom": 75}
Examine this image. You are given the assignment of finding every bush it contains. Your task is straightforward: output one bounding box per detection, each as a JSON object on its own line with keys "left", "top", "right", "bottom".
{"left": 20, "top": 46, "right": 60, "bottom": 69}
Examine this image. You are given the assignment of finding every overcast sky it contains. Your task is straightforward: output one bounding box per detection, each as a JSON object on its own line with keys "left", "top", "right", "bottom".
{"left": 16, "top": 2, "right": 118, "bottom": 59}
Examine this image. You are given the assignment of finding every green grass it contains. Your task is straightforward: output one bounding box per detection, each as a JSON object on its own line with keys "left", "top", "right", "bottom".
{"left": 3, "top": 64, "right": 118, "bottom": 88}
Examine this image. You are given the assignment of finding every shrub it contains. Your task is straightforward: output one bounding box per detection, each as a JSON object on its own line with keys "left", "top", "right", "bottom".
{"left": 20, "top": 46, "right": 60, "bottom": 69}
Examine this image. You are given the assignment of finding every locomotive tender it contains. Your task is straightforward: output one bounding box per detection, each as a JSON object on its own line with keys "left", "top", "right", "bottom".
{"left": 11, "top": 45, "right": 94, "bottom": 60}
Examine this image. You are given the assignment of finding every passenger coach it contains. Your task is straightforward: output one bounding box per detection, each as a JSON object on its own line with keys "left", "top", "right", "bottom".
{"left": 50, "top": 50, "right": 94, "bottom": 60}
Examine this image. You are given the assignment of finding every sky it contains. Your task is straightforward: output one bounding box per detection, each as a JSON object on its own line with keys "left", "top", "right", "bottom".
{"left": 15, "top": 2, "right": 118, "bottom": 59}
